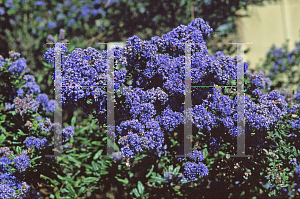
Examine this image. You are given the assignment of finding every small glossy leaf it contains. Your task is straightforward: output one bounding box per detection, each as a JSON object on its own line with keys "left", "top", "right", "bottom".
{"left": 132, "top": 188, "right": 140, "bottom": 197}
{"left": 146, "top": 165, "right": 154, "bottom": 178}
{"left": 137, "top": 181, "right": 144, "bottom": 195}
{"left": 66, "top": 182, "right": 76, "bottom": 196}
{"left": 115, "top": 176, "right": 129, "bottom": 184}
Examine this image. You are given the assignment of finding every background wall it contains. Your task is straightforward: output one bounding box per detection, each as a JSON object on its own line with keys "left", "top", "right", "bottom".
{"left": 234, "top": 0, "right": 300, "bottom": 70}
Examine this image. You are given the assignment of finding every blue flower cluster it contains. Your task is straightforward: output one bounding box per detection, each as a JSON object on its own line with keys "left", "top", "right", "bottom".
{"left": 0, "top": 154, "right": 39, "bottom": 199}
{"left": 0, "top": 51, "right": 76, "bottom": 198}
{"left": 117, "top": 119, "right": 164, "bottom": 158}
{"left": 295, "top": 88, "right": 300, "bottom": 103}
{"left": 22, "top": 75, "right": 40, "bottom": 95}
{"left": 8, "top": 58, "right": 27, "bottom": 77}
{"left": 12, "top": 94, "right": 39, "bottom": 116}
{"left": 295, "top": 166, "right": 300, "bottom": 177}
{"left": 156, "top": 107, "right": 183, "bottom": 132}
{"left": 62, "top": 126, "right": 75, "bottom": 142}
{"left": 249, "top": 71, "right": 272, "bottom": 90}
{"left": 14, "top": 155, "right": 31, "bottom": 172}
{"left": 44, "top": 18, "right": 298, "bottom": 186}
{"left": 177, "top": 150, "right": 208, "bottom": 181}
{"left": 43, "top": 43, "right": 68, "bottom": 65}
{"left": 23, "top": 137, "right": 49, "bottom": 149}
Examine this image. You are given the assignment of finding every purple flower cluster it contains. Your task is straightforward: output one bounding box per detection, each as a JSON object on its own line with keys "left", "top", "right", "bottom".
{"left": 184, "top": 162, "right": 209, "bottom": 181}
{"left": 177, "top": 151, "right": 208, "bottom": 181}
{"left": 0, "top": 155, "right": 39, "bottom": 198}
{"left": 295, "top": 166, "right": 300, "bottom": 177}
{"left": 8, "top": 58, "right": 27, "bottom": 77}
{"left": 156, "top": 107, "right": 183, "bottom": 132}
{"left": 62, "top": 126, "right": 75, "bottom": 142}
{"left": 249, "top": 71, "right": 272, "bottom": 90}
{"left": 290, "top": 119, "right": 300, "bottom": 129}
{"left": 295, "top": 88, "right": 300, "bottom": 103}
{"left": 23, "top": 137, "right": 48, "bottom": 149}
{"left": 14, "top": 155, "right": 31, "bottom": 172}
{"left": 13, "top": 94, "right": 39, "bottom": 116}
{"left": 118, "top": 119, "right": 164, "bottom": 158}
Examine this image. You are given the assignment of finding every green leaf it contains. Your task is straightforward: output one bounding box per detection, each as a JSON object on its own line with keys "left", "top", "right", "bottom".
{"left": 93, "top": 149, "right": 103, "bottom": 160}
{"left": 16, "top": 146, "right": 22, "bottom": 154}
{"left": 17, "top": 129, "right": 26, "bottom": 136}
{"left": 149, "top": 176, "right": 165, "bottom": 184}
{"left": 91, "top": 161, "right": 99, "bottom": 171}
{"left": 77, "top": 186, "right": 86, "bottom": 196}
{"left": 146, "top": 165, "right": 154, "bottom": 178}
{"left": 71, "top": 116, "right": 76, "bottom": 126}
{"left": 132, "top": 188, "right": 140, "bottom": 197}
{"left": 0, "top": 134, "right": 6, "bottom": 144}
{"left": 115, "top": 176, "right": 129, "bottom": 185}
{"left": 82, "top": 177, "right": 98, "bottom": 183}
{"left": 137, "top": 181, "right": 144, "bottom": 195}
{"left": 0, "top": 125, "right": 6, "bottom": 134}
{"left": 66, "top": 182, "right": 76, "bottom": 196}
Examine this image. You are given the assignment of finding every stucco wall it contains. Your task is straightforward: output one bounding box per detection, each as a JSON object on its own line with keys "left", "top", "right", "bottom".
{"left": 235, "top": 0, "right": 300, "bottom": 70}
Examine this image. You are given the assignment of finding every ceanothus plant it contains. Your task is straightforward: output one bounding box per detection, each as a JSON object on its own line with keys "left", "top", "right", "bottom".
{"left": 42, "top": 18, "right": 300, "bottom": 197}
{"left": 0, "top": 52, "right": 75, "bottom": 198}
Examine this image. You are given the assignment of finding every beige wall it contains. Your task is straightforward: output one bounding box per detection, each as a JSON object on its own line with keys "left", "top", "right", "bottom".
{"left": 234, "top": 0, "right": 300, "bottom": 69}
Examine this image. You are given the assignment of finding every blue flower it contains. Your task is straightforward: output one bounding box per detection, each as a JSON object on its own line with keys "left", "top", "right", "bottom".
{"left": 67, "top": 18, "right": 76, "bottom": 27}
{"left": 55, "top": 3, "right": 63, "bottom": 12}
{"left": 35, "top": 1, "right": 45, "bottom": 6}
{"left": 91, "top": 9, "right": 98, "bottom": 16}
{"left": 295, "top": 165, "right": 300, "bottom": 177}
{"left": 295, "top": 88, "right": 300, "bottom": 103}
{"left": 0, "top": 7, "right": 5, "bottom": 15}
{"left": 46, "top": 100, "right": 58, "bottom": 113}
{"left": 36, "top": 94, "right": 49, "bottom": 108}
{"left": 81, "top": 4, "right": 90, "bottom": 19}
{"left": 23, "top": 137, "right": 36, "bottom": 148}
{"left": 16, "top": 88, "right": 24, "bottom": 98}
{"left": 47, "top": 21, "right": 57, "bottom": 29}
{"left": 62, "top": 126, "right": 75, "bottom": 141}
{"left": 14, "top": 155, "right": 31, "bottom": 172}
{"left": 8, "top": 58, "right": 27, "bottom": 76}
{"left": 23, "top": 81, "right": 40, "bottom": 94}
{"left": 290, "top": 158, "right": 297, "bottom": 165}
{"left": 252, "top": 88, "right": 261, "bottom": 97}
{"left": 0, "top": 184, "right": 16, "bottom": 198}
{"left": 5, "top": 0, "right": 14, "bottom": 9}
{"left": 38, "top": 118, "right": 52, "bottom": 133}
{"left": 184, "top": 162, "right": 209, "bottom": 181}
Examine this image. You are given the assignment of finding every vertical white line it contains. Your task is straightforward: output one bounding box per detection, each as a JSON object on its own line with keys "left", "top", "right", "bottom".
{"left": 229, "top": 42, "right": 253, "bottom": 158}
{"left": 106, "top": 42, "right": 124, "bottom": 155}
{"left": 46, "top": 43, "right": 63, "bottom": 158}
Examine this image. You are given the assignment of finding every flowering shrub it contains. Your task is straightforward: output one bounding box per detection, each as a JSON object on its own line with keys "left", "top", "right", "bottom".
{"left": 1, "top": 17, "right": 300, "bottom": 198}
{"left": 0, "top": 52, "right": 75, "bottom": 198}
{"left": 257, "top": 39, "right": 300, "bottom": 93}
{"left": 40, "top": 18, "right": 300, "bottom": 198}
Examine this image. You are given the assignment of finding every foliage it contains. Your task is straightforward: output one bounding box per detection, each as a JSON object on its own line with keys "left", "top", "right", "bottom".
{"left": 256, "top": 39, "right": 300, "bottom": 94}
